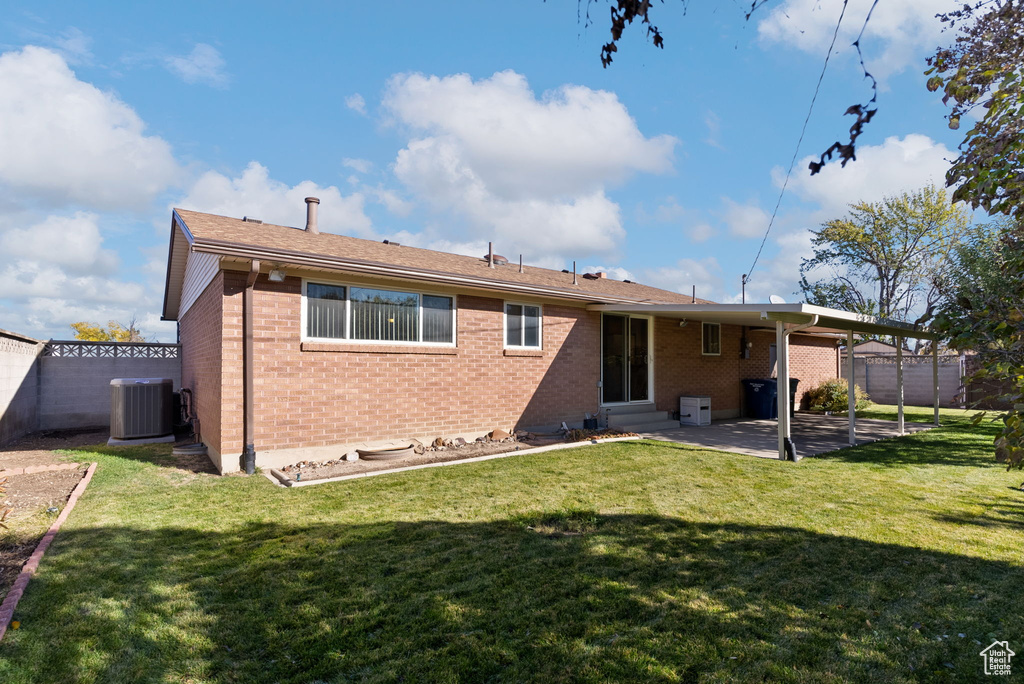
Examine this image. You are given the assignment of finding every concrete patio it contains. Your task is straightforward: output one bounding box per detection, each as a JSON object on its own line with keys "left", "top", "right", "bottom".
{"left": 639, "top": 413, "right": 933, "bottom": 459}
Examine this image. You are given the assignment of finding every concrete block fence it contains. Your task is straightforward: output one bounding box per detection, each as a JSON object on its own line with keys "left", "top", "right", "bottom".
{"left": 0, "top": 333, "right": 181, "bottom": 446}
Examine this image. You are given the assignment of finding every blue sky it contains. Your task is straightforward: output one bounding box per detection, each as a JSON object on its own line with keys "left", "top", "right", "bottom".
{"left": 0, "top": 0, "right": 964, "bottom": 341}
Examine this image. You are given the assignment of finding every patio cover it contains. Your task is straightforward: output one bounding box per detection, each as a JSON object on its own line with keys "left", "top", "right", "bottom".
{"left": 586, "top": 302, "right": 941, "bottom": 461}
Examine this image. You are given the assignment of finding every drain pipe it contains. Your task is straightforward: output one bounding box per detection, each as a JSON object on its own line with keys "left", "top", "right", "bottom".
{"left": 242, "top": 259, "right": 260, "bottom": 474}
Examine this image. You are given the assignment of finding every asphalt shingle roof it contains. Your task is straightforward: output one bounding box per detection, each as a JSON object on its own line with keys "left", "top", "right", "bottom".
{"left": 174, "top": 208, "right": 715, "bottom": 305}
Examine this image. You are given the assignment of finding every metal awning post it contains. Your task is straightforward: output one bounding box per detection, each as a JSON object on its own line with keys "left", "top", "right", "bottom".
{"left": 933, "top": 342, "right": 940, "bottom": 426}
{"left": 896, "top": 335, "right": 905, "bottom": 436}
{"left": 847, "top": 330, "right": 856, "bottom": 446}
{"left": 777, "top": 320, "right": 789, "bottom": 460}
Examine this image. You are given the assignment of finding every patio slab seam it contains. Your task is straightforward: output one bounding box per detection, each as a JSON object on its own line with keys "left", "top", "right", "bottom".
{"left": 0, "top": 462, "right": 98, "bottom": 642}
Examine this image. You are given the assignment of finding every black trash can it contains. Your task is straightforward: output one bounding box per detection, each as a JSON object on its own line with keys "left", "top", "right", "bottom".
{"left": 769, "top": 378, "right": 800, "bottom": 418}
{"left": 742, "top": 379, "right": 777, "bottom": 419}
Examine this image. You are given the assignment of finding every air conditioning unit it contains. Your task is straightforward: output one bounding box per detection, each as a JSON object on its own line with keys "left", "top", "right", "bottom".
{"left": 110, "top": 378, "right": 173, "bottom": 440}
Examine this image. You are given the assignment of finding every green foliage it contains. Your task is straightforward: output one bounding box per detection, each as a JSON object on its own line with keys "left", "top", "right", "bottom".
{"left": 805, "top": 378, "right": 871, "bottom": 413}
{"left": 799, "top": 186, "right": 972, "bottom": 338}
{"left": 927, "top": 0, "right": 1024, "bottom": 216}
{"left": 935, "top": 222, "right": 1024, "bottom": 468}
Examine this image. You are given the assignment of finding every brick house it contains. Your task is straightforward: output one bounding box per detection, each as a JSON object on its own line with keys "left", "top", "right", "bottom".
{"left": 162, "top": 201, "right": 844, "bottom": 473}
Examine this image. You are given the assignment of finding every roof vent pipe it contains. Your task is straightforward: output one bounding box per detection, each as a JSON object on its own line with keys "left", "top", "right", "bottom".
{"left": 692, "top": 285, "right": 696, "bottom": 303}
{"left": 573, "top": 261, "right": 578, "bottom": 285}
{"left": 519, "top": 254, "right": 523, "bottom": 273}
{"left": 305, "top": 197, "right": 320, "bottom": 234}
{"left": 488, "top": 241, "right": 494, "bottom": 268}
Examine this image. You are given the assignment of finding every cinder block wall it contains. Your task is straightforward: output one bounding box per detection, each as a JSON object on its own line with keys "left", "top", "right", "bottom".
{"left": 842, "top": 356, "right": 963, "bottom": 407}
{"left": 38, "top": 355, "right": 181, "bottom": 430}
{"left": 0, "top": 332, "right": 42, "bottom": 446}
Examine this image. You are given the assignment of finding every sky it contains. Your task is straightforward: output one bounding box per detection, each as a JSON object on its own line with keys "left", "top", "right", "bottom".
{"left": 0, "top": 0, "right": 966, "bottom": 342}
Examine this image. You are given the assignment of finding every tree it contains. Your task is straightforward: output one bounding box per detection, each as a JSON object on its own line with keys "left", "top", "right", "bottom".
{"left": 927, "top": 0, "right": 1024, "bottom": 217}
{"left": 934, "top": 222, "right": 1024, "bottom": 468}
{"left": 798, "top": 186, "right": 972, "bottom": 347}
{"left": 70, "top": 318, "right": 147, "bottom": 342}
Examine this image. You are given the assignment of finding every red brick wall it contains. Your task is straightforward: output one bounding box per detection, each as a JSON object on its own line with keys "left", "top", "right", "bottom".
{"left": 215, "top": 273, "right": 601, "bottom": 460}
{"left": 787, "top": 334, "right": 842, "bottom": 407}
{"left": 178, "top": 272, "right": 224, "bottom": 462}
{"left": 653, "top": 322, "right": 839, "bottom": 416}
{"left": 196, "top": 270, "right": 841, "bottom": 469}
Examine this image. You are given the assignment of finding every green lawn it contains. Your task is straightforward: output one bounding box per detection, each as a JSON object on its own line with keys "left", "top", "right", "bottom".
{"left": 0, "top": 407, "right": 1020, "bottom": 683}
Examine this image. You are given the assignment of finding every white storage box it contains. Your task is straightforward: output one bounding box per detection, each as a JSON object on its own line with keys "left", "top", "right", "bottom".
{"left": 679, "top": 395, "right": 711, "bottom": 426}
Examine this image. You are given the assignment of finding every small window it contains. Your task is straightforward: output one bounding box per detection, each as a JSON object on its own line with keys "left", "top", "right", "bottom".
{"left": 505, "top": 303, "right": 542, "bottom": 348}
{"left": 702, "top": 322, "right": 721, "bottom": 356}
{"left": 306, "top": 283, "right": 347, "bottom": 339}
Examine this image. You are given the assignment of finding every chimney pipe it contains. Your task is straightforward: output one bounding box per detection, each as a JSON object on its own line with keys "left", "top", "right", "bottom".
{"left": 488, "top": 241, "right": 494, "bottom": 268}
{"left": 305, "top": 197, "right": 320, "bottom": 234}
{"left": 573, "top": 261, "right": 578, "bottom": 285}
{"left": 692, "top": 285, "right": 696, "bottom": 303}
{"left": 519, "top": 254, "right": 523, "bottom": 273}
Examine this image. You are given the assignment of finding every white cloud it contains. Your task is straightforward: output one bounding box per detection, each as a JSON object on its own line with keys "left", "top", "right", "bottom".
{"left": 386, "top": 70, "right": 676, "bottom": 200}
{"left": 384, "top": 70, "right": 676, "bottom": 262}
{"left": 165, "top": 43, "right": 228, "bottom": 88}
{"left": 176, "top": 161, "right": 374, "bottom": 237}
{"left": 757, "top": 0, "right": 954, "bottom": 80}
{"left": 782, "top": 134, "right": 953, "bottom": 217}
{"left": 52, "top": 27, "right": 93, "bottom": 65}
{"left": 0, "top": 46, "right": 180, "bottom": 210}
{"left": 722, "top": 199, "right": 770, "bottom": 239}
{"left": 0, "top": 212, "right": 117, "bottom": 275}
{"left": 345, "top": 93, "right": 366, "bottom": 114}
{"left": 641, "top": 257, "right": 723, "bottom": 298}
{"left": 342, "top": 157, "right": 373, "bottom": 174}
{"left": 689, "top": 223, "right": 714, "bottom": 243}
{"left": 582, "top": 265, "right": 635, "bottom": 281}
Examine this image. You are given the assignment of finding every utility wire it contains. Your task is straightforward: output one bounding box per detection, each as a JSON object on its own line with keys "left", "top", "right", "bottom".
{"left": 745, "top": 0, "right": 852, "bottom": 283}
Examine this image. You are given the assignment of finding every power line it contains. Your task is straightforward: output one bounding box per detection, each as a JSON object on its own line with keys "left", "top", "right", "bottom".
{"left": 745, "top": 0, "right": 853, "bottom": 284}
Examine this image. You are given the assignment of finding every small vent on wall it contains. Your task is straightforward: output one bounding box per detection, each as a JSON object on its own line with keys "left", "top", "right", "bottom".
{"left": 242, "top": 217, "right": 262, "bottom": 224}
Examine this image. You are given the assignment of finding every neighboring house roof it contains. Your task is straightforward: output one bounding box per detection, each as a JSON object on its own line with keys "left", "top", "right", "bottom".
{"left": 163, "top": 208, "right": 713, "bottom": 320}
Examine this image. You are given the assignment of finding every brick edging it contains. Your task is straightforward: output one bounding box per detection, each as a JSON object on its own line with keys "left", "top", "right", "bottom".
{"left": 0, "top": 463, "right": 83, "bottom": 478}
{"left": 0, "top": 462, "right": 97, "bottom": 643}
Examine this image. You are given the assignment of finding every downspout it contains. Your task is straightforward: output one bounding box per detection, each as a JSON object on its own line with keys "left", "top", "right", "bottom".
{"left": 242, "top": 259, "right": 260, "bottom": 474}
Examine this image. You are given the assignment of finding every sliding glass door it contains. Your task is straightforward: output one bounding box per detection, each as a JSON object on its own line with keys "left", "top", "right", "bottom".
{"left": 601, "top": 314, "right": 651, "bottom": 404}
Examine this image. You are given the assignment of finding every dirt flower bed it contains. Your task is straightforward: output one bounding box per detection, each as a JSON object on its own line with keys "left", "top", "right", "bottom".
{"left": 0, "top": 466, "right": 89, "bottom": 602}
{"left": 276, "top": 428, "right": 640, "bottom": 483}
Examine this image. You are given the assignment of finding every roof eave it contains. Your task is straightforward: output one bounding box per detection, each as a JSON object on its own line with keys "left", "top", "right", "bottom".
{"left": 191, "top": 237, "right": 662, "bottom": 306}
{"left": 585, "top": 302, "right": 938, "bottom": 339}
{"left": 161, "top": 210, "right": 196, "bottom": 321}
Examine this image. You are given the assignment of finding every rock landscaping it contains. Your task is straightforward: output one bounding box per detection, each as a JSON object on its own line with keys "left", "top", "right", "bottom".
{"left": 274, "top": 428, "right": 639, "bottom": 484}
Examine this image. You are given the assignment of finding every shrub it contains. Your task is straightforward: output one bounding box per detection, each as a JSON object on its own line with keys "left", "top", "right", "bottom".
{"left": 806, "top": 378, "right": 871, "bottom": 412}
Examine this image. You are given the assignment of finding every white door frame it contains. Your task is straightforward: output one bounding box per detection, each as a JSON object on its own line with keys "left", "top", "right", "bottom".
{"left": 599, "top": 313, "right": 655, "bottom": 406}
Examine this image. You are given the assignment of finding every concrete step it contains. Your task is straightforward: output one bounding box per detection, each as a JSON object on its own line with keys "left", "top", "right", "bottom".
{"left": 629, "top": 420, "right": 684, "bottom": 432}
{"left": 608, "top": 411, "right": 669, "bottom": 429}
{"left": 603, "top": 403, "right": 659, "bottom": 416}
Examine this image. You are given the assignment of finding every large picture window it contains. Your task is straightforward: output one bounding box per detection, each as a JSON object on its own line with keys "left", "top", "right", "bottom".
{"left": 505, "top": 303, "right": 541, "bottom": 349}
{"left": 304, "top": 281, "right": 454, "bottom": 344}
